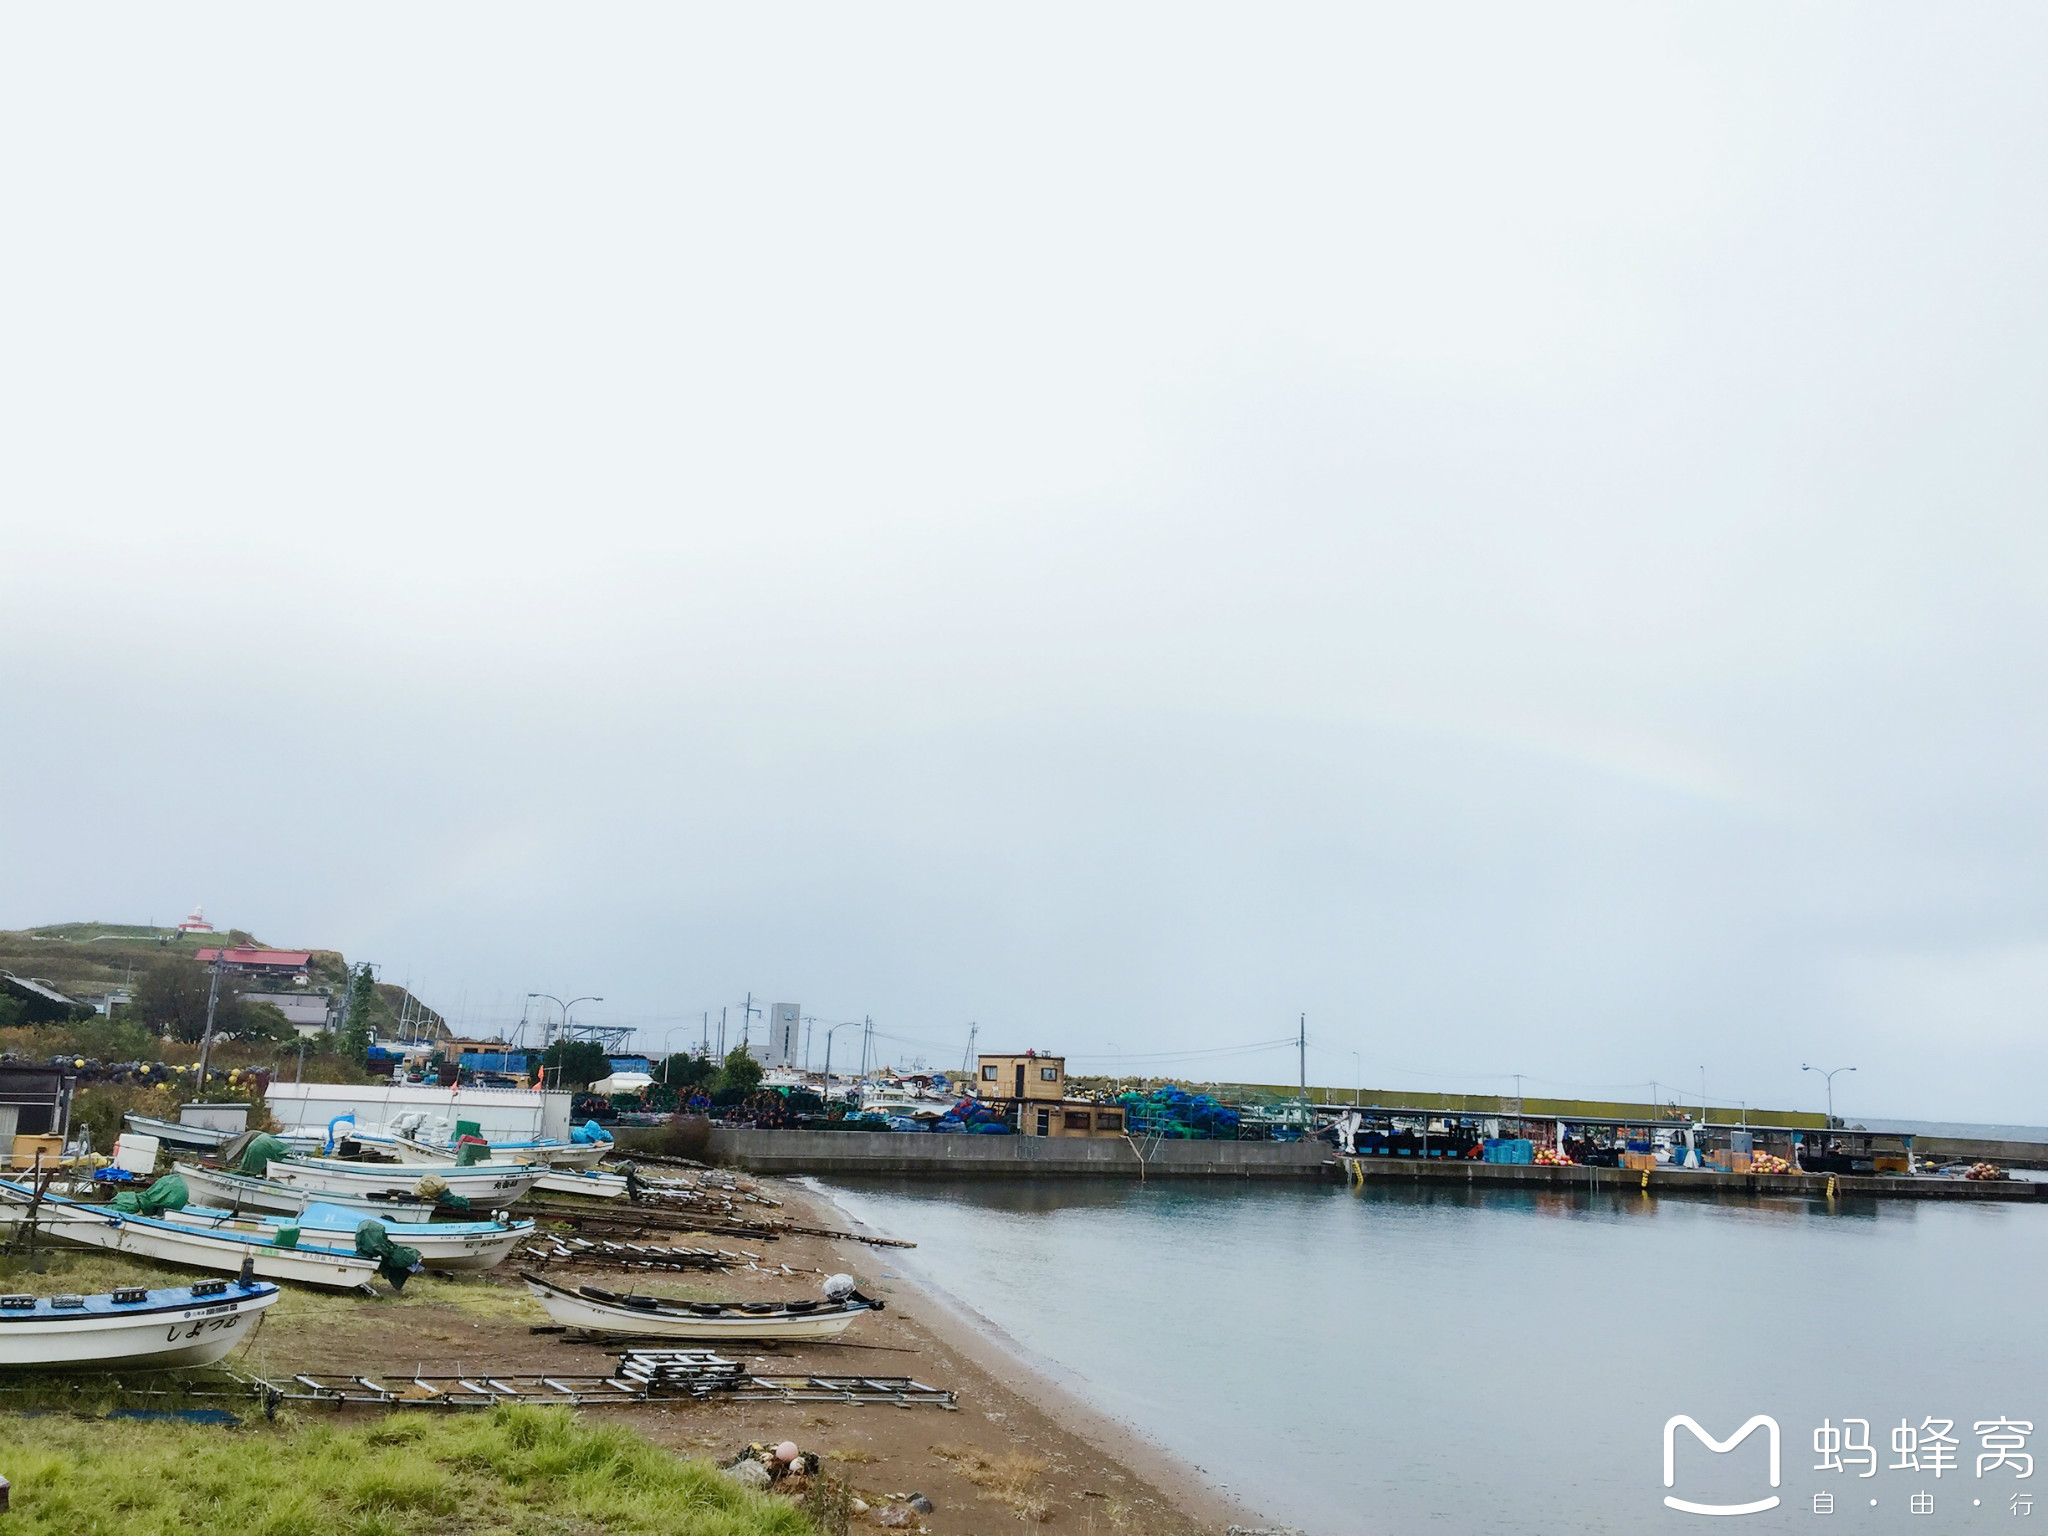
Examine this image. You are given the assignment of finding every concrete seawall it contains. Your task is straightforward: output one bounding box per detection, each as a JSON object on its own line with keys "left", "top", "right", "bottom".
{"left": 1344, "top": 1155, "right": 2048, "bottom": 1200}
{"left": 707, "top": 1127, "right": 1336, "bottom": 1178}
{"left": 705, "top": 1128, "right": 2048, "bottom": 1200}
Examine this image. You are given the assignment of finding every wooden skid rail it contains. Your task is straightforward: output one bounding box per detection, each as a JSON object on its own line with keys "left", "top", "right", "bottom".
{"left": 516, "top": 1236, "right": 747, "bottom": 1271}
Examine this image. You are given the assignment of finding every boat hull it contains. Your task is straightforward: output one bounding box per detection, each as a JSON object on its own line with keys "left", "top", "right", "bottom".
{"left": 162, "top": 1206, "right": 532, "bottom": 1272}
{"left": 522, "top": 1277, "right": 868, "bottom": 1340}
{"left": 0, "top": 1284, "right": 280, "bottom": 1370}
{"left": 532, "top": 1169, "right": 629, "bottom": 1200}
{"left": 174, "top": 1163, "right": 435, "bottom": 1221}
{"left": 382, "top": 1136, "right": 611, "bottom": 1170}
{"left": 271, "top": 1158, "right": 542, "bottom": 1212}
{"left": 0, "top": 1187, "right": 381, "bottom": 1291}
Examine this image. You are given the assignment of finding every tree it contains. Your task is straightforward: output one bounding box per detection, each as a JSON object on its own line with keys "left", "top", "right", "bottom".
{"left": 539, "top": 1039, "right": 611, "bottom": 1089}
{"left": 135, "top": 957, "right": 243, "bottom": 1043}
{"left": 715, "top": 1043, "right": 762, "bottom": 1098}
{"left": 337, "top": 964, "right": 376, "bottom": 1065}
{"left": 231, "top": 1000, "right": 297, "bottom": 1045}
{"left": 658, "top": 1051, "right": 717, "bottom": 1089}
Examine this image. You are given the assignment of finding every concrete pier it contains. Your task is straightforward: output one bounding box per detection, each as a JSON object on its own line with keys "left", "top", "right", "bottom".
{"left": 1342, "top": 1155, "right": 2048, "bottom": 1200}
{"left": 704, "top": 1127, "right": 2048, "bottom": 1199}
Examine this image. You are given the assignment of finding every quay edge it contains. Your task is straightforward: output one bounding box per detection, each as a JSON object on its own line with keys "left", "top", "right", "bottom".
{"left": 706, "top": 1128, "right": 2048, "bottom": 1199}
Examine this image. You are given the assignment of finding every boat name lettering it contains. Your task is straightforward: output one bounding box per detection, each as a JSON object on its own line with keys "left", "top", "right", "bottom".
{"left": 163, "top": 1314, "right": 244, "bottom": 1342}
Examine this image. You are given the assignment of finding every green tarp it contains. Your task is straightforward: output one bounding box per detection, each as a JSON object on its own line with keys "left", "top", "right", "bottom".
{"left": 110, "top": 1173, "right": 189, "bottom": 1215}
{"left": 238, "top": 1135, "right": 294, "bottom": 1178}
{"left": 353, "top": 1220, "right": 423, "bottom": 1290}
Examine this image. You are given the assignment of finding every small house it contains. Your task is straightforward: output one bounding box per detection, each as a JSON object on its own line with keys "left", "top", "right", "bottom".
{"left": 973, "top": 1052, "right": 1126, "bottom": 1138}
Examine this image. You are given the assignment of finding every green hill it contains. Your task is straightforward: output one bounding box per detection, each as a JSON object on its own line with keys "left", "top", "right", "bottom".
{"left": 0, "top": 922, "right": 440, "bottom": 1039}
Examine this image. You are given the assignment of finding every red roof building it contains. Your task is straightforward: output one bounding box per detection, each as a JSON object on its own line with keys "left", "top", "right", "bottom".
{"left": 193, "top": 948, "right": 313, "bottom": 975}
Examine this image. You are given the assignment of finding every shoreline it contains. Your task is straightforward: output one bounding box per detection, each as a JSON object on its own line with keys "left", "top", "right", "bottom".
{"left": 787, "top": 1174, "right": 1272, "bottom": 1534}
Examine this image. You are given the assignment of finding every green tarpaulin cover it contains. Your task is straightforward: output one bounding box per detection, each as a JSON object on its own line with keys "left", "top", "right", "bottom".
{"left": 110, "top": 1173, "right": 189, "bottom": 1215}
{"left": 353, "top": 1220, "right": 423, "bottom": 1290}
{"left": 238, "top": 1135, "right": 294, "bottom": 1178}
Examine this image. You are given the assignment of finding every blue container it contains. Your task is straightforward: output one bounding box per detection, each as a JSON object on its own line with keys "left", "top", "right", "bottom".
{"left": 1483, "top": 1138, "right": 1534, "bottom": 1164}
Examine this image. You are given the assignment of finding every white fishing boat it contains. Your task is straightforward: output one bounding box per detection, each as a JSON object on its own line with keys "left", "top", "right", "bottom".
{"left": 269, "top": 1156, "right": 543, "bottom": 1212}
{"left": 174, "top": 1162, "right": 435, "bottom": 1221}
{"left": 0, "top": 1182, "right": 382, "bottom": 1292}
{"left": 158, "top": 1202, "right": 533, "bottom": 1272}
{"left": 304, "top": 1112, "right": 612, "bottom": 1169}
{"left": 532, "top": 1167, "right": 629, "bottom": 1200}
{"left": 0, "top": 1278, "right": 280, "bottom": 1370}
{"left": 120, "top": 1114, "right": 320, "bottom": 1156}
{"left": 857, "top": 1081, "right": 959, "bottom": 1122}
{"left": 521, "top": 1271, "right": 881, "bottom": 1341}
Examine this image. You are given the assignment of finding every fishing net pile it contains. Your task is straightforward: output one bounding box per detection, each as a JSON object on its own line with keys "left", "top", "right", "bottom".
{"left": 1115, "top": 1085, "right": 1241, "bottom": 1139}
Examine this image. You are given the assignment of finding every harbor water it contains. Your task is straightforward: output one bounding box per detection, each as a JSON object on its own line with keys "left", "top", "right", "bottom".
{"left": 819, "top": 1177, "right": 2048, "bottom": 1535}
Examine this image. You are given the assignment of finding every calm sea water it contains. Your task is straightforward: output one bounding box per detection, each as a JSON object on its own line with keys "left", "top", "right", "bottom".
{"left": 817, "top": 1177, "right": 2048, "bottom": 1535}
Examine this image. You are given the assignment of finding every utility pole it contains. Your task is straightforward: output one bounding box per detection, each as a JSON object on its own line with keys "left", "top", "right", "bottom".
{"left": 717, "top": 1008, "right": 726, "bottom": 1059}
{"left": 860, "top": 1016, "right": 872, "bottom": 1083}
{"left": 741, "top": 992, "right": 761, "bottom": 1053}
{"left": 195, "top": 946, "right": 227, "bottom": 1090}
{"left": 961, "top": 1023, "right": 978, "bottom": 1080}
{"left": 1298, "top": 1013, "right": 1307, "bottom": 1112}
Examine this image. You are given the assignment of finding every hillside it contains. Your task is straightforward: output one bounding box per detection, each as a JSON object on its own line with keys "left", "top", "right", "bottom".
{"left": 0, "top": 921, "right": 442, "bottom": 1037}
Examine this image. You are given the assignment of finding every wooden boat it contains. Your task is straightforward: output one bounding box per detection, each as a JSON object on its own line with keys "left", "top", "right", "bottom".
{"left": 158, "top": 1202, "right": 533, "bottom": 1272}
{"left": 174, "top": 1162, "right": 435, "bottom": 1221}
{"left": 0, "top": 1182, "right": 382, "bottom": 1292}
{"left": 521, "top": 1271, "right": 880, "bottom": 1341}
{"left": 0, "top": 1278, "right": 280, "bottom": 1370}
{"left": 269, "top": 1156, "right": 543, "bottom": 1212}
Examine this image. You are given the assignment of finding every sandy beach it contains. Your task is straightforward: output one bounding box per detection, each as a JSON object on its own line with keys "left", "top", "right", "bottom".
{"left": 158, "top": 1171, "right": 1274, "bottom": 1536}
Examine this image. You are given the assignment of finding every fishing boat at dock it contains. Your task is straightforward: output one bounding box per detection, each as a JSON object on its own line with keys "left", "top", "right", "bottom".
{"left": 0, "top": 1278, "right": 280, "bottom": 1370}
{"left": 521, "top": 1271, "right": 882, "bottom": 1341}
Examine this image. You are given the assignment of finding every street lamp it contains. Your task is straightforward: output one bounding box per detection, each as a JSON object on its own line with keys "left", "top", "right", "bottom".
{"left": 820, "top": 1021, "right": 859, "bottom": 1106}
{"left": 1352, "top": 1051, "right": 1362, "bottom": 1107}
{"left": 527, "top": 993, "right": 603, "bottom": 1049}
{"left": 1106, "top": 1040, "right": 1122, "bottom": 1091}
{"left": 1802, "top": 1063, "right": 1856, "bottom": 1129}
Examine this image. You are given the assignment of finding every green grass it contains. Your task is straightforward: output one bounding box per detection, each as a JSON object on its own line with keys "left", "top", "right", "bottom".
{"left": 0, "top": 1403, "right": 813, "bottom": 1536}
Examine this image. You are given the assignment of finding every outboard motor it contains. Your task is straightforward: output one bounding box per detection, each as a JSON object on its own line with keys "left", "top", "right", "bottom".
{"left": 822, "top": 1272, "right": 886, "bottom": 1312}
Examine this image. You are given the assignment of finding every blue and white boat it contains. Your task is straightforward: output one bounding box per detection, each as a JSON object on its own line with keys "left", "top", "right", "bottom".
{"left": 173, "top": 1161, "right": 436, "bottom": 1221}
{"left": 0, "top": 1277, "right": 280, "bottom": 1370}
{"left": 0, "top": 1181, "right": 381, "bottom": 1292}
{"left": 159, "top": 1202, "right": 533, "bottom": 1271}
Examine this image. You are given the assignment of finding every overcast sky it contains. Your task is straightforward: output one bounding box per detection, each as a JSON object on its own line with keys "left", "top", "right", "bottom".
{"left": 4, "top": 5, "right": 2046, "bottom": 1122}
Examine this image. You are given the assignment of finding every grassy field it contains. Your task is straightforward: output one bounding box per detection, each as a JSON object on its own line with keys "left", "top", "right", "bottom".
{"left": 0, "top": 1403, "right": 814, "bottom": 1536}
